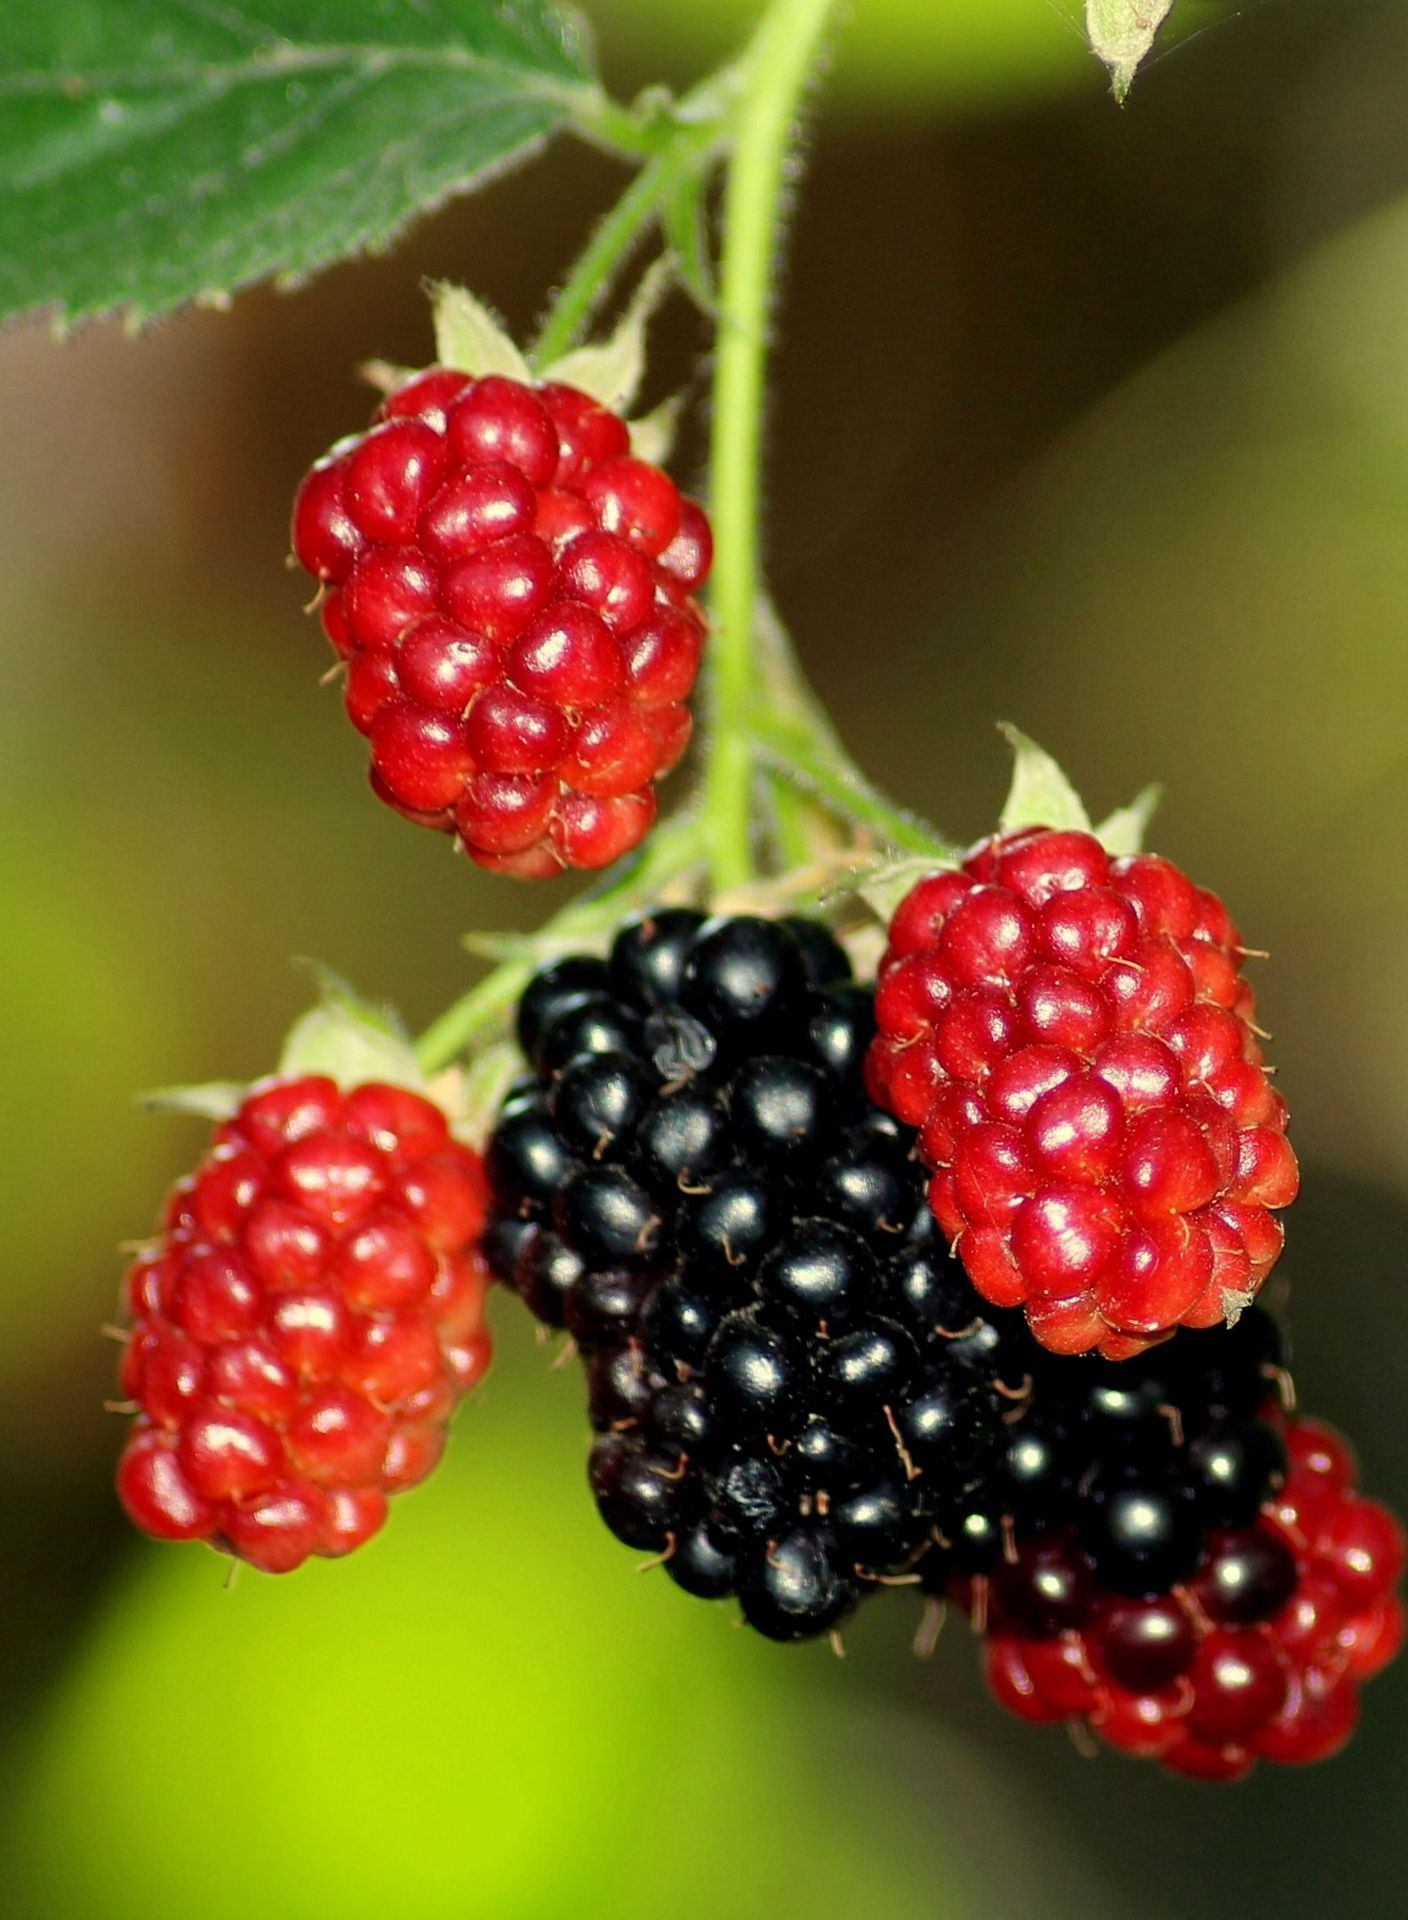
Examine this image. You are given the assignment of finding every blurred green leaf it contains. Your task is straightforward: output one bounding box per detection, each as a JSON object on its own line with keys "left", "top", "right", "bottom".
{"left": 0, "top": 0, "right": 596, "bottom": 327}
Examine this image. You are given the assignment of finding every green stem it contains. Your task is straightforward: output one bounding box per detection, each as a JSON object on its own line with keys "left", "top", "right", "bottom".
{"left": 748, "top": 706, "right": 958, "bottom": 860}
{"left": 415, "top": 812, "right": 707, "bottom": 1073}
{"left": 766, "top": 770, "right": 818, "bottom": 866}
{"left": 703, "top": 0, "right": 841, "bottom": 891}
{"left": 533, "top": 129, "right": 717, "bottom": 367}
{"left": 569, "top": 89, "right": 677, "bottom": 161}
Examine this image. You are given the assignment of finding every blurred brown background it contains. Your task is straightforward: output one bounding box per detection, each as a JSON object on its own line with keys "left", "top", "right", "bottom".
{"left": 3, "top": 2, "right": 1407, "bottom": 1914}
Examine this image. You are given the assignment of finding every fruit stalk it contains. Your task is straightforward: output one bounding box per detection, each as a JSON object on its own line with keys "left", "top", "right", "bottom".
{"left": 703, "top": 0, "right": 843, "bottom": 890}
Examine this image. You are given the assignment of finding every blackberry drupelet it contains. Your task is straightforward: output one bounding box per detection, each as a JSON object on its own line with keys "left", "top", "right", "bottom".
{"left": 485, "top": 910, "right": 1014, "bottom": 1642}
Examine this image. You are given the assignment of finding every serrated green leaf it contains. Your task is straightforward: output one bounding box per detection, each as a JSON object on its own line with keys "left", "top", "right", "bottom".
{"left": 537, "top": 255, "right": 673, "bottom": 408}
{"left": 997, "top": 724, "right": 1093, "bottom": 836}
{"left": 1085, "top": 0, "right": 1176, "bottom": 103}
{"left": 430, "top": 281, "right": 532, "bottom": 380}
{"left": 1094, "top": 782, "right": 1162, "bottom": 857}
{"left": 0, "top": 1, "right": 598, "bottom": 328}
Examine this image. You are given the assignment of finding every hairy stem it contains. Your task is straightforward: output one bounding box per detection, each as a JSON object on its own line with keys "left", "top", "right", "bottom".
{"left": 703, "top": 0, "right": 841, "bottom": 890}
{"left": 533, "top": 124, "right": 721, "bottom": 366}
{"left": 748, "top": 706, "right": 957, "bottom": 860}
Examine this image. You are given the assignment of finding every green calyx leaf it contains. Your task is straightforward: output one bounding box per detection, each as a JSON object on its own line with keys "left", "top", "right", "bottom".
{"left": 136, "top": 1082, "right": 247, "bottom": 1122}
{"left": 853, "top": 855, "right": 956, "bottom": 926}
{"left": 277, "top": 963, "right": 425, "bottom": 1092}
{"left": 0, "top": 1, "right": 598, "bottom": 329}
{"left": 430, "top": 283, "right": 533, "bottom": 382}
{"left": 536, "top": 255, "right": 675, "bottom": 408}
{"left": 455, "top": 1039, "right": 524, "bottom": 1147}
{"left": 626, "top": 391, "right": 683, "bottom": 466}
{"left": 997, "top": 727, "right": 1162, "bottom": 856}
{"left": 1084, "top": 0, "right": 1176, "bottom": 103}
{"left": 1093, "top": 783, "right": 1163, "bottom": 857}
{"left": 997, "top": 724, "right": 1093, "bottom": 836}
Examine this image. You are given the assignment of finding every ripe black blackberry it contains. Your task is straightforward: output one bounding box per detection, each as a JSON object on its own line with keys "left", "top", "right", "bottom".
{"left": 485, "top": 910, "right": 1018, "bottom": 1641}
{"left": 916, "top": 1303, "right": 1293, "bottom": 1606}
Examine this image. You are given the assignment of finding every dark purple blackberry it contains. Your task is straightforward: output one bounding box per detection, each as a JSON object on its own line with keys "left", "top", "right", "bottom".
{"left": 830, "top": 1477, "right": 933, "bottom": 1566}
{"left": 932, "top": 1304, "right": 1295, "bottom": 1644}
{"left": 678, "top": 916, "right": 809, "bottom": 1040}
{"left": 563, "top": 1269, "right": 654, "bottom": 1351}
{"left": 516, "top": 956, "right": 610, "bottom": 1058}
{"left": 1185, "top": 1418, "right": 1288, "bottom": 1528}
{"left": 484, "top": 911, "right": 1020, "bottom": 1641}
{"left": 640, "top": 1279, "right": 719, "bottom": 1372}
{"left": 538, "top": 995, "right": 642, "bottom": 1077}
{"left": 609, "top": 908, "right": 708, "bottom": 1010}
{"left": 514, "top": 1227, "right": 585, "bottom": 1328}
{"left": 1192, "top": 1527, "right": 1298, "bottom": 1626}
{"left": 666, "top": 1519, "right": 736, "bottom": 1599}
{"left": 1097, "top": 1596, "right": 1198, "bottom": 1692}
{"left": 704, "top": 1311, "right": 810, "bottom": 1441}
{"left": 892, "top": 1365, "right": 1005, "bottom": 1497}
{"left": 550, "top": 1051, "right": 655, "bottom": 1161}
{"left": 486, "top": 1097, "right": 578, "bottom": 1214}
{"left": 990, "top": 1535, "right": 1093, "bottom": 1636}
{"left": 588, "top": 1433, "right": 693, "bottom": 1550}
{"left": 1076, "top": 1473, "right": 1203, "bottom": 1597}
{"left": 734, "top": 1523, "right": 857, "bottom": 1642}
{"left": 729, "top": 1056, "right": 833, "bottom": 1164}
{"left": 710, "top": 1451, "right": 791, "bottom": 1549}
{"left": 782, "top": 916, "right": 851, "bottom": 987}
{"left": 819, "top": 1319, "right": 920, "bottom": 1430}
{"left": 585, "top": 1343, "right": 662, "bottom": 1431}
{"left": 755, "top": 1220, "right": 875, "bottom": 1330}
{"left": 555, "top": 1165, "right": 661, "bottom": 1267}
{"left": 646, "top": 1382, "right": 716, "bottom": 1460}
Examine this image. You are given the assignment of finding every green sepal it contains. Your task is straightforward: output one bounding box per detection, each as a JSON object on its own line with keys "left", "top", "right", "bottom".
{"left": 1085, "top": 0, "right": 1175, "bottom": 103}
{"left": 536, "top": 255, "right": 674, "bottom": 409}
{"left": 997, "top": 724, "right": 1092, "bottom": 836}
{"left": 430, "top": 283, "right": 533, "bottom": 382}
{"left": 136, "top": 1082, "right": 247, "bottom": 1122}
{"left": 277, "top": 962, "right": 426, "bottom": 1092}
{"left": 1093, "top": 783, "right": 1162, "bottom": 857}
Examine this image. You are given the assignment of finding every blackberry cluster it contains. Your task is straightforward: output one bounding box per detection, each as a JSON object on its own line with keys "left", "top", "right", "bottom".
{"left": 930, "top": 1312, "right": 1405, "bottom": 1778}
{"left": 484, "top": 911, "right": 1015, "bottom": 1640}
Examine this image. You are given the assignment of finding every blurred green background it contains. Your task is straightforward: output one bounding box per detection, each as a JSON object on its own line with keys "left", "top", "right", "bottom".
{"left": 4, "top": 1, "right": 1408, "bottom": 1914}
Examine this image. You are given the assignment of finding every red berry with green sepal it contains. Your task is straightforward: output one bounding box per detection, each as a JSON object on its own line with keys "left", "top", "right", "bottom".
{"left": 292, "top": 359, "right": 710, "bottom": 877}
{"left": 867, "top": 826, "right": 1297, "bottom": 1358}
{"left": 115, "top": 1074, "right": 493, "bottom": 1572}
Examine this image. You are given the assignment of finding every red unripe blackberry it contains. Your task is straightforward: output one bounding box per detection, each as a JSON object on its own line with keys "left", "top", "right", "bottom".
{"left": 868, "top": 830, "right": 1297, "bottom": 1357}
{"left": 114, "top": 1075, "right": 493, "bottom": 1572}
{"left": 291, "top": 367, "right": 710, "bottom": 875}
